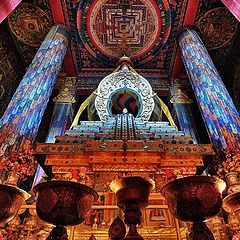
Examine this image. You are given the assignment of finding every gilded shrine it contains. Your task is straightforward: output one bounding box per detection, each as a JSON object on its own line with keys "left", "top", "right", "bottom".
{"left": 33, "top": 58, "right": 214, "bottom": 239}
{"left": 0, "top": 0, "right": 240, "bottom": 239}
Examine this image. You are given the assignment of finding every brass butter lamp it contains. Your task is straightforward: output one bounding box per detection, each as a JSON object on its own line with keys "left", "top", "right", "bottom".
{"left": 33, "top": 180, "right": 98, "bottom": 240}
{"left": 223, "top": 192, "right": 240, "bottom": 214}
{"left": 223, "top": 192, "right": 240, "bottom": 234}
{"left": 110, "top": 176, "right": 155, "bottom": 240}
{"left": 161, "top": 176, "right": 226, "bottom": 240}
{"left": 0, "top": 182, "right": 30, "bottom": 225}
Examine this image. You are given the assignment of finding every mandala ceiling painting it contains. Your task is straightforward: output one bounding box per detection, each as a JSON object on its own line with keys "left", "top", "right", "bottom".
{"left": 8, "top": 3, "right": 51, "bottom": 47}
{"left": 8, "top": 0, "right": 239, "bottom": 90}
{"left": 197, "top": 7, "right": 238, "bottom": 50}
{"left": 76, "top": 0, "right": 172, "bottom": 66}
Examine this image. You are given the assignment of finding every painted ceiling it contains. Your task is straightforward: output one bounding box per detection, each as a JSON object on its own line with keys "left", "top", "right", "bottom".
{"left": 2, "top": 0, "right": 240, "bottom": 93}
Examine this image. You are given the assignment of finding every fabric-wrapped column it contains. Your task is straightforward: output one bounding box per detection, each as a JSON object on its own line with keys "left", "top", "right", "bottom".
{"left": 46, "top": 77, "right": 76, "bottom": 143}
{"left": 0, "top": 24, "right": 70, "bottom": 182}
{"left": 178, "top": 27, "right": 240, "bottom": 150}
{"left": 32, "top": 77, "right": 76, "bottom": 187}
{"left": 170, "top": 88, "right": 199, "bottom": 143}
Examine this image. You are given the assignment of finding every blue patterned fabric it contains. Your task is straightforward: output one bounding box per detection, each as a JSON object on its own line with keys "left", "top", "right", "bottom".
{"left": 0, "top": 25, "right": 70, "bottom": 156}
{"left": 179, "top": 28, "right": 240, "bottom": 150}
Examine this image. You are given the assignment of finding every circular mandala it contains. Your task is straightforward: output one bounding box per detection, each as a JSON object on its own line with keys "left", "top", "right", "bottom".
{"left": 197, "top": 7, "right": 238, "bottom": 50}
{"left": 8, "top": 3, "right": 51, "bottom": 47}
{"left": 77, "top": 0, "right": 171, "bottom": 66}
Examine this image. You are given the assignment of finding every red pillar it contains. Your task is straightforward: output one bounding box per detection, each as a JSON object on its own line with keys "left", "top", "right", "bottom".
{"left": 222, "top": 0, "right": 240, "bottom": 21}
{"left": 0, "top": 0, "right": 21, "bottom": 23}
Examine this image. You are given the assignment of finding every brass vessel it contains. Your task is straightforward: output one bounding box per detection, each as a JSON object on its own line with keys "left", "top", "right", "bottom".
{"left": 0, "top": 184, "right": 30, "bottom": 224}
{"left": 34, "top": 180, "right": 98, "bottom": 240}
{"left": 222, "top": 183, "right": 240, "bottom": 240}
{"left": 33, "top": 180, "right": 98, "bottom": 226}
{"left": 110, "top": 176, "right": 155, "bottom": 240}
{"left": 223, "top": 192, "right": 240, "bottom": 213}
{"left": 161, "top": 176, "right": 226, "bottom": 240}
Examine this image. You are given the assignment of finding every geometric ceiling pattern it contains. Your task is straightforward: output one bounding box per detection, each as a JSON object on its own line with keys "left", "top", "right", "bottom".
{"left": 8, "top": 3, "right": 51, "bottom": 47}
{"left": 77, "top": 0, "right": 171, "bottom": 66}
{"left": 61, "top": 0, "right": 190, "bottom": 89}
{"left": 5, "top": 0, "right": 240, "bottom": 92}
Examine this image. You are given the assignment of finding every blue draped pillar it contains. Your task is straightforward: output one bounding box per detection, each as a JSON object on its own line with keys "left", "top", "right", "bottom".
{"left": 170, "top": 88, "right": 199, "bottom": 143}
{"left": 178, "top": 27, "right": 240, "bottom": 150}
{"left": 0, "top": 24, "right": 70, "bottom": 181}
{"left": 33, "top": 77, "right": 76, "bottom": 186}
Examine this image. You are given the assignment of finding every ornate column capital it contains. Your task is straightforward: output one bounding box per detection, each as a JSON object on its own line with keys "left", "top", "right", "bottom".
{"left": 59, "top": 76, "right": 77, "bottom": 87}
{"left": 53, "top": 77, "right": 77, "bottom": 103}
{"left": 170, "top": 78, "right": 191, "bottom": 88}
{"left": 170, "top": 88, "right": 193, "bottom": 104}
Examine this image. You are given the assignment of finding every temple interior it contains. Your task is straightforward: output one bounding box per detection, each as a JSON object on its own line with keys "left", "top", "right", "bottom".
{"left": 0, "top": 0, "right": 240, "bottom": 239}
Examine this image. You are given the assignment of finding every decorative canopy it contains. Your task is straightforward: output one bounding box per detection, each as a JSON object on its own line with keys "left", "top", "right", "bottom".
{"left": 95, "top": 59, "right": 155, "bottom": 122}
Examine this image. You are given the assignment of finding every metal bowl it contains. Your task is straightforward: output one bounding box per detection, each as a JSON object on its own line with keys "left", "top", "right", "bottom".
{"left": 161, "top": 176, "right": 225, "bottom": 222}
{"left": 0, "top": 184, "right": 30, "bottom": 224}
{"left": 33, "top": 180, "right": 98, "bottom": 226}
{"left": 223, "top": 192, "right": 240, "bottom": 213}
{"left": 110, "top": 176, "right": 155, "bottom": 209}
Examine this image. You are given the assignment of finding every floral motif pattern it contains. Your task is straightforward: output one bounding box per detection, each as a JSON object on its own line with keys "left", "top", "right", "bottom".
{"left": 95, "top": 65, "right": 155, "bottom": 121}
{"left": 0, "top": 139, "right": 37, "bottom": 181}
{"left": 217, "top": 145, "right": 240, "bottom": 179}
{"left": 64, "top": 167, "right": 90, "bottom": 185}
{"left": 161, "top": 167, "right": 189, "bottom": 182}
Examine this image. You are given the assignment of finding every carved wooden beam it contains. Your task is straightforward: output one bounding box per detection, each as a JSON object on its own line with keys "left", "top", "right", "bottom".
{"left": 34, "top": 142, "right": 214, "bottom": 155}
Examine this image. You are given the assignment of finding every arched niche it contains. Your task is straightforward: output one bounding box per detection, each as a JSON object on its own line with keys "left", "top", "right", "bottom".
{"left": 95, "top": 65, "right": 155, "bottom": 122}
